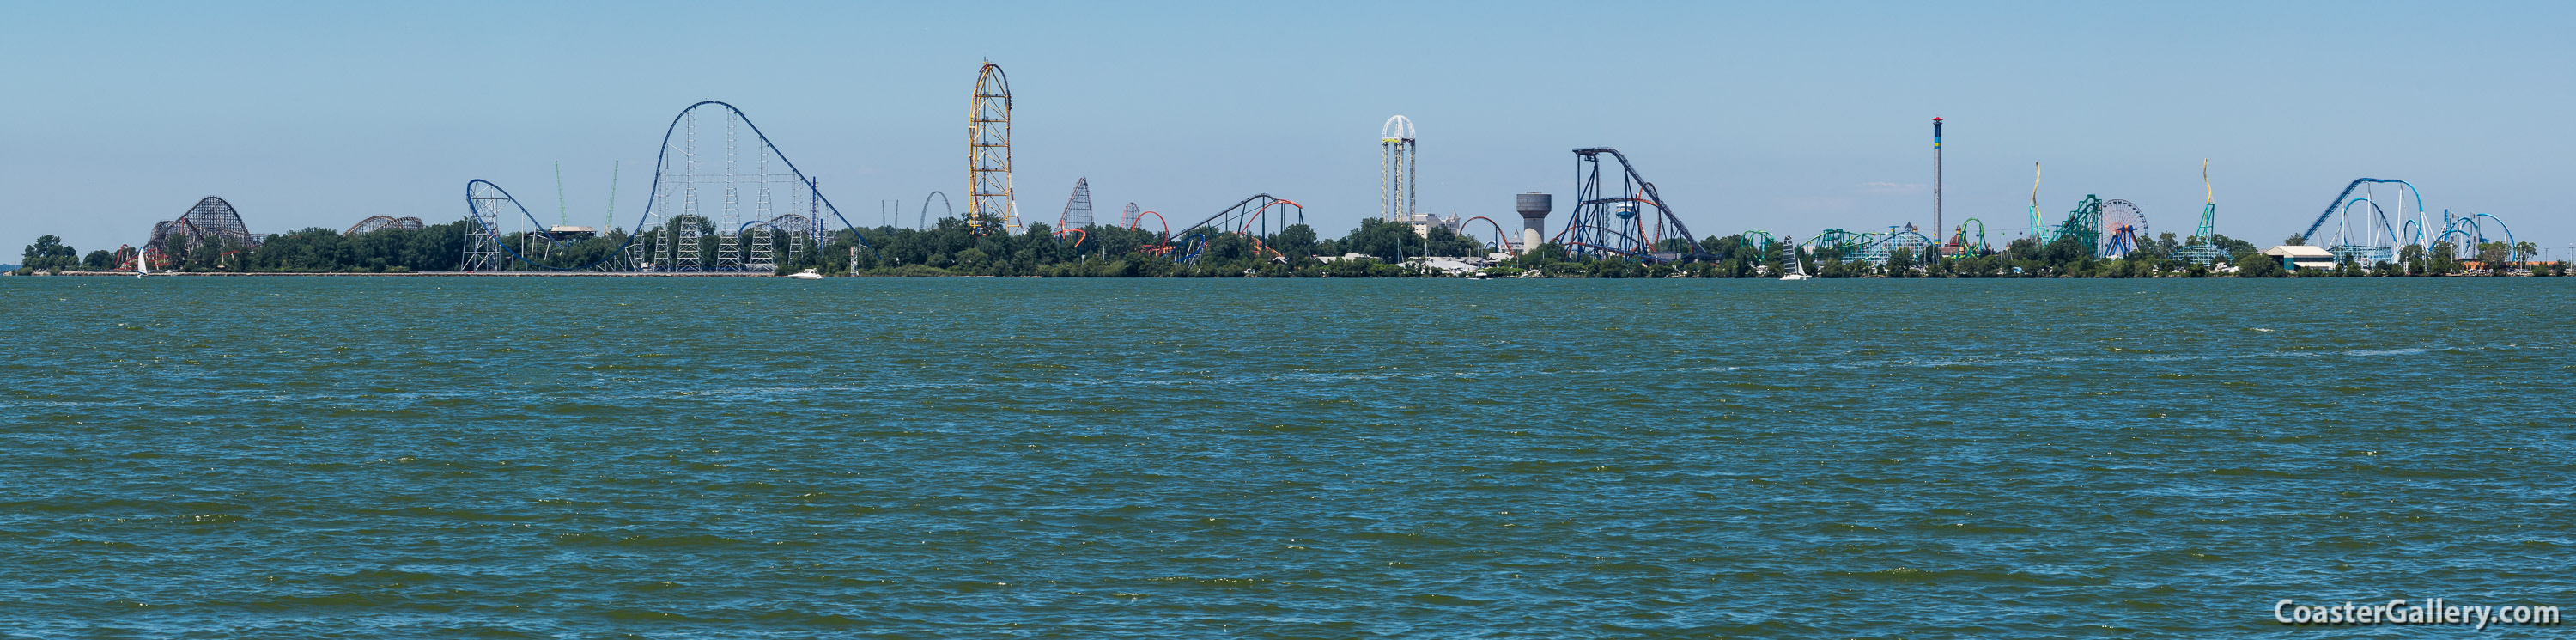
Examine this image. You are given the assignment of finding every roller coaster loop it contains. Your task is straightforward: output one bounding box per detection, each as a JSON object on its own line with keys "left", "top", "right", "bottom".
{"left": 1128, "top": 210, "right": 1169, "bottom": 237}
{"left": 1461, "top": 216, "right": 1514, "bottom": 253}
{"left": 2326, "top": 197, "right": 2396, "bottom": 263}
{"left": 464, "top": 101, "right": 868, "bottom": 271}
{"left": 1947, "top": 218, "right": 1989, "bottom": 254}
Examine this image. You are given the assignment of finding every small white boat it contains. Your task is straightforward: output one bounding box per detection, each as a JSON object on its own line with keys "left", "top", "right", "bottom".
{"left": 784, "top": 269, "right": 824, "bottom": 279}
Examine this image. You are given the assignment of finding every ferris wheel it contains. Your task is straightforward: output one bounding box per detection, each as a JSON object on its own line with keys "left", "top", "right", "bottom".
{"left": 2100, "top": 198, "right": 2150, "bottom": 259}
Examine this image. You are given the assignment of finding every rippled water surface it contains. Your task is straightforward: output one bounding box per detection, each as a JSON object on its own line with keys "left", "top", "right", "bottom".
{"left": 3, "top": 277, "right": 2572, "bottom": 637}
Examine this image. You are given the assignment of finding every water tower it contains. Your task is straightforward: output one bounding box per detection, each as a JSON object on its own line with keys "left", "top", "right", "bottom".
{"left": 1515, "top": 192, "right": 1550, "bottom": 251}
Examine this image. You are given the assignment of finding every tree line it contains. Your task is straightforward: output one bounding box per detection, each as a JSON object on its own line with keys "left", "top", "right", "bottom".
{"left": 16, "top": 218, "right": 2562, "bottom": 277}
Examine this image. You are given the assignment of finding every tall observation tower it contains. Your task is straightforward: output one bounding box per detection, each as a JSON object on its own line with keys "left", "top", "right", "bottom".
{"left": 969, "top": 61, "right": 1017, "bottom": 235}
{"left": 1381, "top": 116, "right": 1416, "bottom": 222}
{"left": 1931, "top": 116, "right": 1943, "bottom": 258}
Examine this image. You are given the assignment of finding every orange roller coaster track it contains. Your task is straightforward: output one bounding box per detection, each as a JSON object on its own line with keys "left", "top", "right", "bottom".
{"left": 1462, "top": 216, "right": 1516, "bottom": 253}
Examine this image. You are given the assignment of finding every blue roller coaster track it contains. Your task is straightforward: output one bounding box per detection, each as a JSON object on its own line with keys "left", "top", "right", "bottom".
{"left": 2300, "top": 178, "right": 2421, "bottom": 247}
{"left": 2429, "top": 210, "right": 2517, "bottom": 261}
{"left": 461, "top": 180, "right": 581, "bottom": 271}
{"left": 1556, "top": 148, "right": 1705, "bottom": 262}
{"left": 462, "top": 101, "right": 866, "bottom": 271}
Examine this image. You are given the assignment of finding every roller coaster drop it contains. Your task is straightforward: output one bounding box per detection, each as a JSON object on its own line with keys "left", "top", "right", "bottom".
{"left": 1554, "top": 148, "right": 1705, "bottom": 262}
{"left": 2298, "top": 179, "right": 2422, "bottom": 265}
{"left": 462, "top": 101, "right": 864, "bottom": 272}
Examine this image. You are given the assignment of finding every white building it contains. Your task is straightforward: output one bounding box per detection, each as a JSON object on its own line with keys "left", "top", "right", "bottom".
{"left": 1394, "top": 211, "right": 1463, "bottom": 238}
{"left": 2262, "top": 245, "right": 2336, "bottom": 270}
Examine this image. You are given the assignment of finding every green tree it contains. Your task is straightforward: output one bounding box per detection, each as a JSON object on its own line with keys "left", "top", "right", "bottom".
{"left": 2427, "top": 241, "right": 2461, "bottom": 274}
{"left": 2038, "top": 235, "right": 2090, "bottom": 271}
{"left": 1885, "top": 247, "right": 1916, "bottom": 277}
{"left": 2209, "top": 234, "right": 2258, "bottom": 260}
{"left": 1423, "top": 225, "right": 1485, "bottom": 257}
{"left": 2477, "top": 241, "right": 2512, "bottom": 272}
{"left": 1270, "top": 223, "right": 1319, "bottom": 259}
{"left": 2236, "top": 252, "right": 2286, "bottom": 277}
{"left": 1341, "top": 218, "right": 1423, "bottom": 263}
{"left": 20, "top": 235, "right": 78, "bottom": 270}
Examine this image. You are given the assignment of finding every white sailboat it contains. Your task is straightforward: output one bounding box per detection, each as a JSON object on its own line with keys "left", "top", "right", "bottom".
{"left": 1779, "top": 236, "right": 1810, "bottom": 281}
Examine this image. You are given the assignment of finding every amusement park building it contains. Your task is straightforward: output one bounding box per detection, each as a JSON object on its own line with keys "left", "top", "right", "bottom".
{"left": 2262, "top": 245, "right": 2336, "bottom": 271}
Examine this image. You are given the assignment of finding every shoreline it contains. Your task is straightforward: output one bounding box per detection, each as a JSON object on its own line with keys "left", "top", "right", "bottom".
{"left": 10, "top": 270, "right": 2552, "bottom": 279}
{"left": 36, "top": 271, "right": 775, "bottom": 277}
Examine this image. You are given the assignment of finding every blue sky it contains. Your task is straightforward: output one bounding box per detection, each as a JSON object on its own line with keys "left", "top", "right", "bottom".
{"left": 4, "top": 1, "right": 2570, "bottom": 256}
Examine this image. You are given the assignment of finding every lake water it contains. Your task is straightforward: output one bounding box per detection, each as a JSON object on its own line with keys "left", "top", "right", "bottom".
{"left": 3, "top": 277, "right": 2570, "bottom": 637}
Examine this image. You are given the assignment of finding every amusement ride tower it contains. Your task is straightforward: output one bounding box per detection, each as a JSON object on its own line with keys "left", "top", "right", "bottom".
{"left": 2026, "top": 162, "right": 2044, "bottom": 243}
{"left": 1381, "top": 116, "right": 1416, "bottom": 222}
{"left": 969, "top": 61, "right": 1018, "bottom": 235}
{"left": 1931, "top": 117, "right": 1943, "bottom": 259}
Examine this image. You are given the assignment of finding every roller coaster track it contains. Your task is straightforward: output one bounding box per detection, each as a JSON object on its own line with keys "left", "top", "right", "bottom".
{"left": 1740, "top": 230, "right": 1776, "bottom": 255}
{"left": 344, "top": 215, "right": 425, "bottom": 235}
{"left": 144, "top": 196, "right": 264, "bottom": 268}
{"left": 465, "top": 179, "right": 611, "bottom": 271}
{"left": 1856, "top": 230, "right": 1934, "bottom": 265}
{"left": 2300, "top": 179, "right": 2421, "bottom": 247}
{"left": 1947, "top": 218, "right": 1988, "bottom": 254}
{"left": 2050, "top": 195, "right": 2104, "bottom": 257}
{"left": 1128, "top": 210, "right": 1169, "bottom": 236}
{"left": 1154, "top": 195, "right": 1300, "bottom": 262}
{"left": 1555, "top": 148, "right": 1704, "bottom": 262}
{"left": 1172, "top": 194, "right": 1303, "bottom": 236}
{"left": 1173, "top": 198, "right": 1304, "bottom": 265}
{"left": 1462, "top": 216, "right": 1513, "bottom": 253}
{"left": 463, "top": 101, "right": 866, "bottom": 271}
{"left": 1804, "top": 229, "right": 1875, "bottom": 258}
{"left": 1126, "top": 210, "right": 1174, "bottom": 257}
{"left": 1790, "top": 227, "right": 1939, "bottom": 265}
{"left": 2430, "top": 211, "right": 2516, "bottom": 261}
